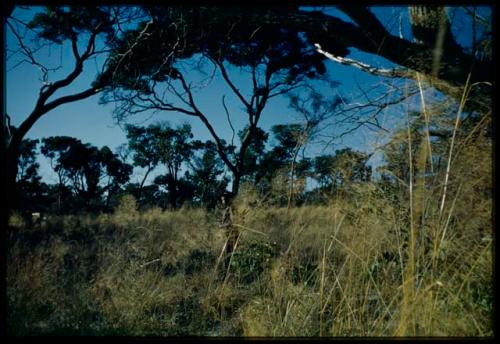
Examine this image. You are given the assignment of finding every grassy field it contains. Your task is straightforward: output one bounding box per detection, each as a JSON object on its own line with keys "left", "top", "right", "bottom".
{"left": 6, "top": 172, "right": 493, "bottom": 336}
{"left": 4, "top": 5, "right": 493, "bottom": 338}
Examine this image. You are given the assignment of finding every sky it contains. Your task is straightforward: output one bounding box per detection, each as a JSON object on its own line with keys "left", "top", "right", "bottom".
{"left": 5, "top": 5, "right": 491, "bottom": 186}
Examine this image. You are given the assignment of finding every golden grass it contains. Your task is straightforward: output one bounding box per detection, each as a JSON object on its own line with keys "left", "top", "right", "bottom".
{"left": 6, "top": 105, "right": 492, "bottom": 336}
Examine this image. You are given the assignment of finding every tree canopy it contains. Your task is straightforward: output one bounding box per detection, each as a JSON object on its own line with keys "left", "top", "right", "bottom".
{"left": 4, "top": 5, "right": 492, "bottom": 215}
{"left": 40, "top": 136, "right": 132, "bottom": 212}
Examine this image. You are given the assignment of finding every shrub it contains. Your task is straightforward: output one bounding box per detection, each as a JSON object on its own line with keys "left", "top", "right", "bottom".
{"left": 229, "top": 242, "right": 276, "bottom": 284}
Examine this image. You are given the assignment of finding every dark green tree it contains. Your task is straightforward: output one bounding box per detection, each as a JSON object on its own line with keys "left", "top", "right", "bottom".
{"left": 255, "top": 124, "right": 303, "bottom": 184}
{"left": 101, "top": 6, "right": 329, "bottom": 201}
{"left": 16, "top": 138, "right": 41, "bottom": 185}
{"left": 188, "top": 141, "right": 229, "bottom": 209}
{"left": 326, "top": 148, "right": 372, "bottom": 191}
{"left": 124, "top": 122, "right": 198, "bottom": 209}
{"left": 41, "top": 136, "right": 132, "bottom": 212}
{"left": 271, "top": 124, "right": 303, "bottom": 159}
{"left": 14, "top": 137, "right": 48, "bottom": 214}
{"left": 252, "top": 123, "right": 315, "bottom": 206}
{"left": 40, "top": 136, "right": 81, "bottom": 213}
{"left": 4, "top": 6, "right": 143, "bottom": 216}
{"left": 124, "top": 124, "right": 162, "bottom": 190}
{"left": 122, "top": 183, "right": 162, "bottom": 209}
{"left": 237, "top": 126, "right": 268, "bottom": 182}
{"left": 153, "top": 123, "right": 195, "bottom": 209}
{"left": 313, "top": 154, "right": 336, "bottom": 189}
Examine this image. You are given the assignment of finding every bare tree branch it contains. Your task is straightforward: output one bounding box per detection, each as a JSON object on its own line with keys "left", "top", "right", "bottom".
{"left": 210, "top": 57, "right": 251, "bottom": 111}
{"left": 315, "top": 43, "right": 415, "bottom": 79}
{"left": 222, "top": 95, "right": 236, "bottom": 148}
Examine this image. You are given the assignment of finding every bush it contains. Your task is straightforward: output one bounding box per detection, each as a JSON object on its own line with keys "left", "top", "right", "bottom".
{"left": 229, "top": 242, "right": 276, "bottom": 284}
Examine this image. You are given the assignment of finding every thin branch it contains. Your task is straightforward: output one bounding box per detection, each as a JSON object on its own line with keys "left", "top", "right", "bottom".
{"left": 211, "top": 57, "right": 251, "bottom": 110}
{"left": 176, "top": 72, "right": 204, "bottom": 115}
{"left": 6, "top": 20, "right": 50, "bottom": 82}
{"left": 43, "top": 87, "right": 100, "bottom": 113}
{"left": 33, "top": 22, "right": 105, "bottom": 106}
{"left": 70, "top": 33, "right": 80, "bottom": 61}
{"left": 315, "top": 43, "right": 415, "bottom": 79}
{"left": 112, "top": 18, "right": 154, "bottom": 78}
{"left": 222, "top": 95, "right": 236, "bottom": 147}
{"left": 269, "top": 82, "right": 305, "bottom": 99}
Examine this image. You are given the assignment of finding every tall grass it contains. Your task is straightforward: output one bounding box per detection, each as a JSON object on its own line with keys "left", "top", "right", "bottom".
{"left": 6, "top": 87, "right": 492, "bottom": 336}
{"left": 7, "top": 178, "right": 492, "bottom": 336}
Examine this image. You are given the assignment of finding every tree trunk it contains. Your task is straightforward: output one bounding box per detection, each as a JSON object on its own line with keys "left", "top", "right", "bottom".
{"left": 137, "top": 165, "right": 152, "bottom": 203}
{"left": 57, "top": 186, "right": 62, "bottom": 214}
{"left": 4, "top": 145, "right": 20, "bottom": 216}
{"left": 170, "top": 182, "right": 177, "bottom": 209}
{"left": 221, "top": 171, "right": 241, "bottom": 272}
{"left": 287, "top": 146, "right": 301, "bottom": 210}
{"left": 166, "top": 175, "right": 178, "bottom": 209}
{"left": 56, "top": 173, "right": 64, "bottom": 214}
{"left": 230, "top": 173, "right": 241, "bottom": 199}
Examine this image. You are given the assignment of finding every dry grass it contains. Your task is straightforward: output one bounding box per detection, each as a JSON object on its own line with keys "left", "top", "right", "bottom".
{"left": 6, "top": 95, "right": 492, "bottom": 336}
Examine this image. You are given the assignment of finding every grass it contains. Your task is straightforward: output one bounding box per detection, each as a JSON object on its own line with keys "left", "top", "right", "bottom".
{"left": 6, "top": 175, "right": 493, "bottom": 336}
{"left": 6, "top": 81, "right": 493, "bottom": 336}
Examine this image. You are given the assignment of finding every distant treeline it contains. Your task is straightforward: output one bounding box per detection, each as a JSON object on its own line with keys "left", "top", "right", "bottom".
{"left": 13, "top": 122, "right": 375, "bottom": 215}
{"left": 14, "top": 102, "right": 489, "bottom": 217}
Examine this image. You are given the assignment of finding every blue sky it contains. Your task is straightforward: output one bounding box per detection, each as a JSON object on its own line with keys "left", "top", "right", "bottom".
{"left": 6, "top": 6, "right": 491, "bottom": 185}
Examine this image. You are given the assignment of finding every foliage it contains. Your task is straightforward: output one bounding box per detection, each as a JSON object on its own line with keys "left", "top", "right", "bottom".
{"left": 188, "top": 141, "right": 230, "bottom": 209}
{"left": 28, "top": 6, "right": 115, "bottom": 44}
{"left": 6, "top": 5, "right": 492, "bottom": 338}
{"left": 39, "top": 136, "right": 132, "bottom": 212}
{"left": 229, "top": 242, "right": 276, "bottom": 284}
{"left": 14, "top": 138, "right": 48, "bottom": 214}
{"left": 7, "top": 169, "right": 492, "bottom": 336}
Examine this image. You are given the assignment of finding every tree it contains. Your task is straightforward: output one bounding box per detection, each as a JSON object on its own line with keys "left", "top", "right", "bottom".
{"left": 153, "top": 123, "right": 196, "bottom": 209}
{"left": 16, "top": 138, "right": 40, "bottom": 185}
{"left": 188, "top": 141, "right": 229, "bottom": 209}
{"left": 313, "top": 154, "right": 337, "bottom": 189}
{"left": 40, "top": 136, "right": 81, "bottom": 213}
{"left": 41, "top": 136, "right": 132, "bottom": 212}
{"left": 237, "top": 126, "right": 269, "bottom": 184}
{"left": 252, "top": 123, "right": 313, "bottom": 206}
{"left": 124, "top": 124, "right": 161, "bottom": 191}
{"left": 330, "top": 148, "right": 372, "bottom": 188}
{"left": 101, "top": 6, "right": 330, "bottom": 201}
{"left": 14, "top": 136, "right": 48, "bottom": 214}
{"left": 125, "top": 122, "right": 202, "bottom": 209}
{"left": 275, "top": 6, "right": 490, "bottom": 112}
{"left": 122, "top": 182, "right": 161, "bottom": 209}
{"left": 312, "top": 148, "right": 372, "bottom": 196}
{"left": 3, "top": 6, "right": 148, "bottom": 217}
{"left": 99, "top": 145, "right": 134, "bottom": 209}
